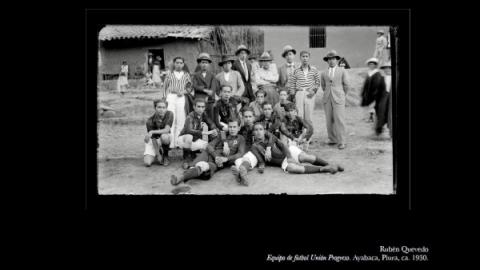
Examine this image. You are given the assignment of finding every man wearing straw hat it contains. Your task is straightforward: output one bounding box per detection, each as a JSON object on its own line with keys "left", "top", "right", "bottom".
{"left": 277, "top": 45, "right": 300, "bottom": 103}
{"left": 192, "top": 52, "right": 220, "bottom": 121}
{"left": 232, "top": 44, "right": 255, "bottom": 104}
{"left": 255, "top": 51, "right": 280, "bottom": 105}
{"left": 321, "top": 50, "right": 350, "bottom": 150}
{"left": 286, "top": 50, "right": 321, "bottom": 126}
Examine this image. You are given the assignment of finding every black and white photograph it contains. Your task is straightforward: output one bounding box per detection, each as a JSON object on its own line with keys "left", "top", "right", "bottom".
{"left": 96, "top": 23, "right": 396, "bottom": 195}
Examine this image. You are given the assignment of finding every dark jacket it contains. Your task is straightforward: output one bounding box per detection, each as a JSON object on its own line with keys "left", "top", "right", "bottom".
{"left": 207, "top": 134, "right": 246, "bottom": 162}
{"left": 179, "top": 111, "right": 217, "bottom": 141}
{"left": 255, "top": 113, "right": 282, "bottom": 138}
{"left": 213, "top": 98, "right": 240, "bottom": 127}
{"left": 251, "top": 132, "right": 293, "bottom": 166}
{"left": 192, "top": 71, "right": 219, "bottom": 103}
{"left": 232, "top": 59, "right": 255, "bottom": 102}
{"left": 280, "top": 115, "right": 314, "bottom": 140}
{"left": 361, "top": 71, "right": 385, "bottom": 106}
{"left": 146, "top": 111, "right": 174, "bottom": 139}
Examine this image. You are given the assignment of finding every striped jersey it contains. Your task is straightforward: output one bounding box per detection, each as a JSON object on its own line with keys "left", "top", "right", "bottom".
{"left": 164, "top": 71, "right": 192, "bottom": 95}
{"left": 286, "top": 65, "right": 321, "bottom": 93}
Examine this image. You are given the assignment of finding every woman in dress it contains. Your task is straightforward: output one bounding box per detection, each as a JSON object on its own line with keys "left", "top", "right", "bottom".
{"left": 117, "top": 61, "right": 129, "bottom": 95}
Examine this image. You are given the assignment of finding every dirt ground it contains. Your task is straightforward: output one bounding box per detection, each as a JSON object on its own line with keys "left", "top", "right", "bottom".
{"left": 97, "top": 68, "right": 393, "bottom": 195}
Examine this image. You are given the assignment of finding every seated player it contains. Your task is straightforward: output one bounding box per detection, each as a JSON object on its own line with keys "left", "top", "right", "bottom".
{"left": 170, "top": 117, "right": 246, "bottom": 185}
{"left": 178, "top": 98, "right": 219, "bottom": 169}
{"left": 250, "top": 122, "right": 344, "bottom": 174}
{"left": 273, "top": 88, "right": 293, "bottom": 121}
{"left": 213, "top": 85, "right": 241, "bottom": 132}
{"left": 248, "top": 89, "right": 266, "bottom": 119}
{"left": 255, "top": 102, "right": 282, "bottom": 138}
{"left": 279, "top": 102, "right": 313, "bottom": 148}
{"left": 144, "top": 98, "right": 173, "bottom": 166}
{"left": 230, "top": 107, "right": 268, "bottom": 186}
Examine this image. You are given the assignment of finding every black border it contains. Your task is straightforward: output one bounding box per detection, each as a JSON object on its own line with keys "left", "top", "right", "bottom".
{"left": 86, "top": 9, "right": 411, "bottom": 212}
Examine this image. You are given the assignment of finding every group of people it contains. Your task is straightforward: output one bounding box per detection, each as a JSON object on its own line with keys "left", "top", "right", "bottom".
{"left": 141, "top": 39, "right": 393, "bottom": 187}
{"left": 143, "top": 44, "right": 357, "bottom": 187}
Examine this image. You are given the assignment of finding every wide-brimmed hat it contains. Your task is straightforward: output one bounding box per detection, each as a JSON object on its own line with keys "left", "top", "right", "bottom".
{"left": 197, "top": 52, "right": 212, "bottom": 63}
{"left": 377, "top": 29, "right": 385, "bottom": 35}
{"left": 258, "top": 52, "right": 273, "bottom": 62}
{"left": 323, "top": 50, "right": 341, "bottom": 62}
{"left": 235, "top": 44, "right": 251, "bottom": 55}
{"left": 380, "top": 61, "right": 391, "bottom": 69}
{"left": 365, "top": 57, "right": 379, "bottom": 65}
{"left": 218, "top": 55, "right": 236, "bottom": 66}
{"left": 281, "top": 45, "right": 297, "bottom": 58}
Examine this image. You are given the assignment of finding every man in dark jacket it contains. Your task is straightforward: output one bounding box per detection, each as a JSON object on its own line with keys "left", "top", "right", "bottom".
{"left": 192, "top": 53, "right": 219, "bottom": 120}
{"left": 361, "top": 58, "right": 389, "bottom": 135}
{"left": 232, "top": 44, "right": 255, "bottom": 104}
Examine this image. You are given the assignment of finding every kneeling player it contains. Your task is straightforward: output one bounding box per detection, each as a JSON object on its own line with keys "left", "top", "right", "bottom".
{"left": 144, "top": 98, "right": 173, "bottom": 166}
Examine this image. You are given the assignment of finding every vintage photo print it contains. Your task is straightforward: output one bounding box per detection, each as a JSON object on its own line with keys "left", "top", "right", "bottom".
{"left": 95, "top": 24, "right": 397, "bottom": 195}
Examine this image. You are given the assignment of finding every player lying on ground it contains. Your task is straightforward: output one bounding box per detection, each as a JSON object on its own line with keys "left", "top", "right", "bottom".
{"left": 250, "top": 122, "right": 344, "bottom": 175}
{"left": 144, "top": 98, "right": 173, "bottom": 166}
{"left": 170, "top": 118, "right": 246, "bottom": 185}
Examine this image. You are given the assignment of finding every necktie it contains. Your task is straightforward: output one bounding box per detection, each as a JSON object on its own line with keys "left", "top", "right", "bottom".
{"left": 242, "top": 61, "right": 248, "bottom": 80}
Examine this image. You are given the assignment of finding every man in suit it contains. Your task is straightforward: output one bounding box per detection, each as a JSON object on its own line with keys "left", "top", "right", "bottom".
{"left": 192, "top": 53, "right": 220, "bottom": 121}
{"left": 232, "top": 44, "right": 255, "bottom": 105}
{"left": 277, "top": 45, "right": 300, "bottom": 103}
{"left": 321, "top": 50, "right": 350, "bottom": 150}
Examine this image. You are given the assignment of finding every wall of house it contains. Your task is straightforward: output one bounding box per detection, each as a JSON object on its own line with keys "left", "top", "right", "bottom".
{"left": 261, "top": 26, "right": 390, "bottom": 71}
{"left": 98, "top": 38, "right": 212, "bottom": 77}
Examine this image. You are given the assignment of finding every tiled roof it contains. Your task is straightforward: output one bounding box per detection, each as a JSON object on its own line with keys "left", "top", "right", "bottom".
{"left": 99, "top": 25, "right": 214, "bottom": 41}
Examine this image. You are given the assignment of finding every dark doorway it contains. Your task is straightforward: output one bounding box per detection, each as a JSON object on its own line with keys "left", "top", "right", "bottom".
{"left": 148, "top": 49, "right": 165, "bottom": 72}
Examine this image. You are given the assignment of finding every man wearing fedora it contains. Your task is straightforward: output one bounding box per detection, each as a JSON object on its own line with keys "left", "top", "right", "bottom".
{"left": 277, "top": 45, "right": 300, "bottom": 103}
{"left": 232, "top": 45, "right": 255, "bottom": 104}
{"left": 192, "top": 52, "right": 220, "bottom": 121}
{"left": 374, "top": 29, "right": 389, "bottom": 66}
{"left": 321, "top": 50, "right": 350, "bottom": 149}
{"left": 216, "top": 55, "right": 245, "bottom": 99}
{"left": 286, "top": 50, "right": 321, "bottom": 126}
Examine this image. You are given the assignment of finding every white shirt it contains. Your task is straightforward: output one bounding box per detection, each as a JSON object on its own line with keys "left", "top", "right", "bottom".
{"left": 328, "top": 66, "right": 337, "bottom": 78}
{"left": 240, "top": 60, "right": 248, "bottom": 80}
{"left": 302, "top": 66, "right": 309, "bottom": 77}
{"left": 384, "top": 75, "right": 392, "bottom": 92}
{"left": 173, "top": 70, "right": 184, "bottom": 80}
{"left": 224, "top": 71, "right": 231, "bottom": 81}
{"left": 202, "top": 71, "right": 207, "bottom": 78}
